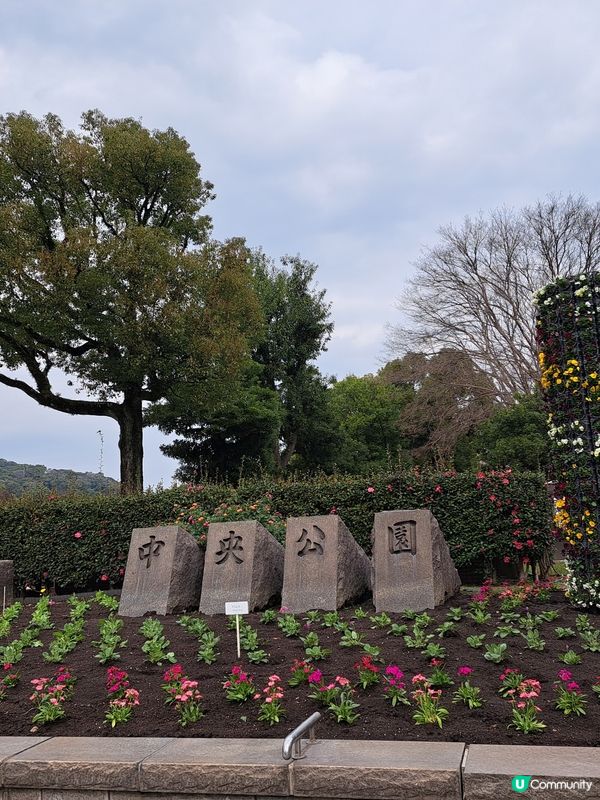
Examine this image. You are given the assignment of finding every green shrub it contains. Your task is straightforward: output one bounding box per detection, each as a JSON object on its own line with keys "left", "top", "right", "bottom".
{"left": 0, "top": 470, "right": 551, "bottom": 592}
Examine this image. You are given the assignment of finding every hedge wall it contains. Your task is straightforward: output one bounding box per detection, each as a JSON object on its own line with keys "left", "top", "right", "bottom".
{"left": 0, "top": 470, "right": 552, "bottom": 593}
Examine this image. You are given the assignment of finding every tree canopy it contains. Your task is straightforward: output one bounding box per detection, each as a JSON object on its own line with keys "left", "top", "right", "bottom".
{"left": 154, "top": 250, "right": 334, "bottom": 480}
{"left": 389, "top": 195, "right": 600, "bottom": 402}
{"left": 0, "top": 110, "right": 260, "bottom": 492}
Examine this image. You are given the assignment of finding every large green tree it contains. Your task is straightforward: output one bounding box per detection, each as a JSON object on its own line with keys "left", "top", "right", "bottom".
{"left": 0, "top": 111, "right": 260, "bottom": 493}
{"left": 322, "top": 374, "right": 410, "bottom": 473}
{"left": 155, "top": 250, "right": 333, "bottom": 478}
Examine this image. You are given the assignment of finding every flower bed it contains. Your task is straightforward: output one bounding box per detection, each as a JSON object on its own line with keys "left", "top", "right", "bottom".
{"left": 0, "top": 588, "right": 598, "bottom": 745}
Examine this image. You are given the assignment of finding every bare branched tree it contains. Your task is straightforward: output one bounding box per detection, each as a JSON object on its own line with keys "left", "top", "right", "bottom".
{"left": 389, "top": 195, "right": 600, "bottom": 403}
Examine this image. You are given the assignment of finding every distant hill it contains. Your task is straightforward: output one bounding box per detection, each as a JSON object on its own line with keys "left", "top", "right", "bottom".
{"left": 0, "top": 459, "right": 119, "bottom": 498}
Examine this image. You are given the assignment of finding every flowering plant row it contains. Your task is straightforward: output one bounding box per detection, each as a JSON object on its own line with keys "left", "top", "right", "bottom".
{"left": 535, "top": 273, "right": 600, "bottom": 607}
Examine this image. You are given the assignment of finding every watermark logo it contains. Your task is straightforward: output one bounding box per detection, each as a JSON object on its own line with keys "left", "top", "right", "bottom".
{"left": 512, "top": 776, "right": 532, "bottom": 793}
{"left": 511, "top": 775, "right": 593, "bottom": 793}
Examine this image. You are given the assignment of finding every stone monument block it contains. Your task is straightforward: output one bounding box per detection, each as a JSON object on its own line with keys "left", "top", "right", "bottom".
{"left": 372, "top": 509, "right": 461, "bottom": 612}
{"left": 281, "top": 515, "right": 371, "bottom": 612}
{"left": 0, "top": 561, "right": 14, "bottom": 606}
{"left": 118, "top": 526, "right": 203, "bottom": 617}
{"left": 199, "top": 521, "right": 284, "bottom": 614}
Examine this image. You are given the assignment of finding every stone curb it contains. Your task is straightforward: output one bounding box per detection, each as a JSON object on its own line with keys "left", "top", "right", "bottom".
{"left": 0, "top": 738, "right": 598, "bottom": 799}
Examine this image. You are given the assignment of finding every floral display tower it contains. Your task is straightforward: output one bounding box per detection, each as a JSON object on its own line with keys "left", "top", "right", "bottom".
{"left": 535, "top": 273, "right": 600, "bottom": 608}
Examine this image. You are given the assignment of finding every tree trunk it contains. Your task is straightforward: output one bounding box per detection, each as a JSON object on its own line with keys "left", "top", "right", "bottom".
{"left": 118, "top": 390, "right": 144, "bottom": 494}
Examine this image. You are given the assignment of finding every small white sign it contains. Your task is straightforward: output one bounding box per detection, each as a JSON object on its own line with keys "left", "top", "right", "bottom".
{"left": 225, "top": 601, "right": 249, "bottom": 615}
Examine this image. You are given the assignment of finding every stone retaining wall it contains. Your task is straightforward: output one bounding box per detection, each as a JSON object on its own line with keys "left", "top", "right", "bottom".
{"left": 0, "top": 737, "right": 598, "bottom": 800}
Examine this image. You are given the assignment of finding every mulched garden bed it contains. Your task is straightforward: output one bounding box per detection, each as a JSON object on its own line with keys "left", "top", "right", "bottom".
{"left": 0, "top": 589, "right": 598, "bottom": 746}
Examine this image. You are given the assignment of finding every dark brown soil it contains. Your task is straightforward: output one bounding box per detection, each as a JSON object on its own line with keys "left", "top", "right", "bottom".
{"left": 1, "top": 591, "right": 599, "bottom": 746}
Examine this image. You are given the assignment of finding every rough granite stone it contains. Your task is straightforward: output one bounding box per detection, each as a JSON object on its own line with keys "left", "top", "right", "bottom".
{"left": 139, "top": 738, "right": 289, "bottom": 797}
{"left": 199, "top": 521, "right": 284, "bottom": 614}
{"left": 43, "top": 793, "right": 108, "bottom": 800}
{"left": 118, "top": 527, "right": 203, "bottom": 617}
{"left": 5, "top": 791, "right": 41, "bottom": 800}
{"left": 3, "top": 738, "right": 170, "bottom": 791}
{"left": 110, "top": 794, "right": 251, "bottom": 800}
{"left": 291, "top": 740, "right": 465, "bottom": 800}
{"left": 463, "top": 744, "right": 600, "bottom": 800}
{"left": 281, "top": 516, "right": 371, "bottom": 613}
{"left": 0, "top": 562, "right": 14, "bottom": 607}
{"left": 0, "top": 739, "right": 49, "bottom": 787}
{"left": 372, "top": 509, "right": 461, "bottom": 612}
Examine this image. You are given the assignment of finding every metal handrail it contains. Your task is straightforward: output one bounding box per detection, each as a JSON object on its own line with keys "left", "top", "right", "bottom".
{"left": 282, "top": 711, "right": 321, "bottom": 760}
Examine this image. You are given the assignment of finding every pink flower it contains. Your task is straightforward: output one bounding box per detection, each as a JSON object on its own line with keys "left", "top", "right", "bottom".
{"left": 335, "top": 676, "right": 350, "bottom": 686}
{"left": 503, "top": 556, "right": 511, "bottom": 564}
{"left": 434, "top": 485, "right": 442, "bottom": 493}
{"left": 100, "top": 573, "right": 109, "bottom": 582}
{"left": 367, "top": 486, "right": 375, "bottom": 494}
{"left": 557, "top": 668, "right": 573, "bottom": 682}
{"left": 457, "top": 666, "right": 473, "bottom": 677}
{"left": 73, "top": 531, "right": 83, "bottom": 539}
{"left": 566, "top": 681, "right": 580, "bottom": 692}
{"left": 308, "top": 669, "right": 322, "bottom": 684}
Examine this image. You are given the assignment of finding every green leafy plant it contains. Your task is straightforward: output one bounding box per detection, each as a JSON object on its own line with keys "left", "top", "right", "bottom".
{"left": 410, "top": 675, "right": 449, "bottom": 728}
{"left": 104, "top": 666, "right": 139, "bottom": 727}
{"left": 429, "top": 665, "right": 454, "bottom": 688}
{"left": 494, "top": 625, "right": 518, "bottom": 639}
{"left": 466, "top": 634, "right": 486, "bottom": 649}
{"left": 328, "top": 690, "right": 360, "bottom": 724}
{"left": 247, "top": 649, "right": 269, "bottom": 664}
{"left": 445, "top": 607, "right": 463, "bottom": 622}
{"left": 139, "top": 618, "right": 176, "bottom": 665}
{"left": 162, "top": 664, "right": 204, "bottom": 727}
{"left": 483, "top": 643, "right": 507, "bottom": 663}
{"left": 354, "top": 656, "right": 380, "bottom": 689}
{"left": 521, "top": 630, "right": 545, "bottom": 652}
{"left": 453, "top": 668, "right": 484, "bottom": 710}
{"left": 223, "top": 665, "right": 255, "bottom": 702}
{"left": 559, "top": 649, "right": 582, "bottom": 665}
{"left": 388, "top": 623, "right": 408, "bottom": 637}
{"left": 256, "top": 674, "right": 286, "bottom": 726}
{"left": 30, "top": 666, "right": 76, "bottom": 726}
{"left": 468, "top": 605, "right": 491, "bottom": 624}
{"left": 259, "top": 609, "right": 277, "bottom": 624}
{"left": 422, "top": 642, "right": 447, "bottom": 660}
{"left": 339, "top": 628, "right": 365, "bottom": 648}
{"left": 277, "top": 614, "right": 301, "bottom": 637}
{"left": 579, "top": 628, "right": 600, "bottom": 652}
{"left": 435, "top": 621, "right": 456, "bottom": 638}
{"left": 370, "top": 612, "right": 392, "bottom": 629}
{"left": 554, "top": 627, "right": 576, "bottom": 639}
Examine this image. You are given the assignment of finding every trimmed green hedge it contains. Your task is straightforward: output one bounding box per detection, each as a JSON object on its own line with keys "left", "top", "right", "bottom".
{"left": 0, "top": 470, "right": 552, "bottom": 592}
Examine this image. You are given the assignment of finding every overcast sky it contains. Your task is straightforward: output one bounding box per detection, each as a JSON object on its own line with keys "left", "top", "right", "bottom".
{"left": 2, "top": 0, "right": 600, "bottom": 486}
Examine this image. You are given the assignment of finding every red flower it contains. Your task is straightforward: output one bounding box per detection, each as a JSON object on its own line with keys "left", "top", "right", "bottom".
{"left": 367, "top": 486, "right": 375, "bottom": 494}
{"left": 100, "top": 573, "right": 109, "bottom": 582}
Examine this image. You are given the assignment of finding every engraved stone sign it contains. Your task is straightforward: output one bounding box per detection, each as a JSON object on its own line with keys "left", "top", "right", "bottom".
{"left": 0, "top": 561, "right": 14, "bottom": 606}
{"left": 199, "top": 521, "right": 284, "bottom": 615}
{"left": 118, "top": 526, "right": 204, "bottom": 617}
{"left": 281, "top": 515, "right": 371, "bottom": 612}
{"left": 372, "top": 509, "right": 461, "bottom": 612}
